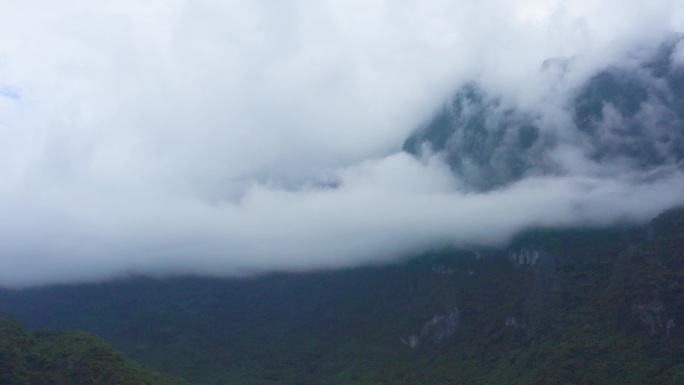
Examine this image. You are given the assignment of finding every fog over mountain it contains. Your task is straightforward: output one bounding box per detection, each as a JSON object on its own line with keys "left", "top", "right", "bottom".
{"left": 0, "top": 0, "right": 683, "bottom": 287}
{"left": 404, "top": 37, "right": 684, "bottom": 191}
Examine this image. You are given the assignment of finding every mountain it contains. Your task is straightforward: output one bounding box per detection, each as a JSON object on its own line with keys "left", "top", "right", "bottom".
{"left": 403, "top": 37, "right": 684, "bottom": 191}
{"left": 2, "top": 37, "right": 684, "bottom": 384}
{"left": 0, "top": 207, "right": 683, "bottom": 384}
{"left": 0, "top": 314, "right": 186, "bottom": 385}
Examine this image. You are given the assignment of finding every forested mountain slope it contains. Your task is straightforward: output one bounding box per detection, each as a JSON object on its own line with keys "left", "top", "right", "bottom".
{"left": 0, "top": 315, "right": 186, "bottom": 385}
{"left": 1, "top": 208, "right": 683, "bottom": 384}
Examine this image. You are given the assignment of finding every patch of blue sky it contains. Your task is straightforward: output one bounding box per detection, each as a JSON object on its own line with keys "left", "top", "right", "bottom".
{"left": 0, "top": 85, "right": 20, "bottom": 101}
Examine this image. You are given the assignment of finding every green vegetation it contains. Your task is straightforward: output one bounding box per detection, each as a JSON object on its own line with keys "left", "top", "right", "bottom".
{"left": 0, "top": 315, "right": 185, "bottom": 385}
{"left": 1, "top": 208, "right": 683, "bottom": 384}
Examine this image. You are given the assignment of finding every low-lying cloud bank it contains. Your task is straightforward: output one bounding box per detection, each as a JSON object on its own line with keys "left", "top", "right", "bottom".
{"left": 0, "top": 0, "right": 683, "bottom": 287}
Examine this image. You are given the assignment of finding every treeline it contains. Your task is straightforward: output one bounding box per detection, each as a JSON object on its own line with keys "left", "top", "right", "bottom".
{"left": 0, "top": 315, "right": 185, "bottom": 385}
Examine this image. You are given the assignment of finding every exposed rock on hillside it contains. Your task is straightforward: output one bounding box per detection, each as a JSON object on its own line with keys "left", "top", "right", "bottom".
{"left": 401, "top": 306, "right": 460, "bottom": 349}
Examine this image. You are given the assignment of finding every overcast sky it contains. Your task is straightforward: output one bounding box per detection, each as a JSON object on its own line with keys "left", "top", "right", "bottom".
{"left": 0, "top": 0, "right": 683, "bottom": 288}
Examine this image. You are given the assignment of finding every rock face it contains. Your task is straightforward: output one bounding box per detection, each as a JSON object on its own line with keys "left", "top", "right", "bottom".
{"left": 508, "top": 248, "right": 542, "bottom": 267}
{"left": 401, "top": 306, "right": 460, "bottom": 349}
{"left": 505, "top": 315, "right": 518, "bottom": 328}
{"left": 431, "top": 265, "right": 457, "bottom": 275}
{"left": 633, "top": 300, "right": 666, "bottom": 335}
{"left": 403, "top": 36, "right": 684, "bottom": 191}
{"left": 632, "top": 299, "right": 678, "bottom": 337}
{"left": 667, "top": 318, "right": 676, "bottom": 336}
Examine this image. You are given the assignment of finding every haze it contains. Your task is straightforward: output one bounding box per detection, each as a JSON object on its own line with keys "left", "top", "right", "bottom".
{"left": 0, "top": 0, "right": 683, "bottom": 287}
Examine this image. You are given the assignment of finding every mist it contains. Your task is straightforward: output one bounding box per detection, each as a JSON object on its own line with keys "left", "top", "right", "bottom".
{"left": 0, "top": 0, "right": 683, "bottom": 288}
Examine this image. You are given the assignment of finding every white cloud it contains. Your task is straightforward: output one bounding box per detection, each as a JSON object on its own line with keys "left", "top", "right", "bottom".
{"left": 0, "top": 0, "right": 682, "bottom": 287}
{"left": 673, "top": 39, "right": 684, "bottom": 66}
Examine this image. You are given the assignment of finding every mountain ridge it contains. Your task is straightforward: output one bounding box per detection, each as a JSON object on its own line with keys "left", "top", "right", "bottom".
{"left": 403, "top": 37, "right": 684, "bottom": 192}
{"left": 1, "top": 207, "right": 682, "bottom": 384}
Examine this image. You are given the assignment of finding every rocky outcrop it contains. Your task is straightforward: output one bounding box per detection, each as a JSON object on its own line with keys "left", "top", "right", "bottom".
{"left": 431, "top": 265, "right": 457, "bottom": 276}
{"left": 632, "top": 300, "right": 678, "bottom": 337}
{"left": 508, "top": 248, "right": 541, "bottom": 267}
{"left": 401, "top": 306, "right": 460, "bottom": 349}
{"left": 633, "top": 300, "right": 665, "bottom": 335}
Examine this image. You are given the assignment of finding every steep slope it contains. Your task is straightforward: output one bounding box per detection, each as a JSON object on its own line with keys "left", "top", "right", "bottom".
{"left": 0, "top": 208, "right": 682, "bottom": 384}
{"left": 403, "top": 37, "right": 684, "bottom": 191}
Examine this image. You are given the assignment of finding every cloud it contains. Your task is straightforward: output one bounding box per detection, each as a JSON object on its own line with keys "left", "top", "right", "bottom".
{"left": 0, "top": 0, "right": 682, "bottom": 287}
{"left": 673, "top": 39, "right": 684, "bottom": 65}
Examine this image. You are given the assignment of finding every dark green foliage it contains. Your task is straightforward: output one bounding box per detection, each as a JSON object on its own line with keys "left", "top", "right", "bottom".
{"left": 0, "top": 315, "right": 185, "bottom": 385}
{"left": 1, "top": 208, "right": 683, "bottom": 384}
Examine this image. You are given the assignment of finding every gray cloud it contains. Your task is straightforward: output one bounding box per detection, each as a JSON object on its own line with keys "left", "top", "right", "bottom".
{"left": 0, "top": 0, "right": 683, "bottom": 287}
